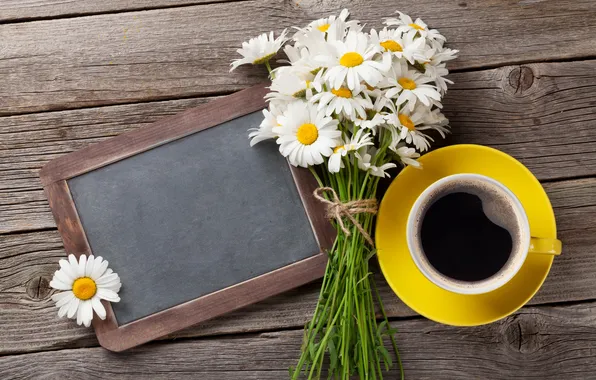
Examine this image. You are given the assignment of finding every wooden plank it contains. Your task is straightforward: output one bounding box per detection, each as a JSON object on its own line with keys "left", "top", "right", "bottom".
{"left": 0, "top": 1, "right": 247, "bottom": 22}
{"left": 1, "top": 177, "right": 594, "bottom": 354}
{"left": 2, "top": 301, "right": 596, "bottom": 379}
{"left": 3, "top": 60, "right": 596, "bottom": 233}
{"left": 0, "top": 1, "right": 595, "bottom": 115}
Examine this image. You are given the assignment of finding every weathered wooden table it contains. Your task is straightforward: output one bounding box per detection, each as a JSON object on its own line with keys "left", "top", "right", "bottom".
{"left": 1, "top": 1, "right": 596, "bottom": 379}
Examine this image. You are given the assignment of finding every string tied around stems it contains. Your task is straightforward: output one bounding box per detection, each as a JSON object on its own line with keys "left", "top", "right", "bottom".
{"left": 313, "top": 187, "right": 378, "bottom": 247}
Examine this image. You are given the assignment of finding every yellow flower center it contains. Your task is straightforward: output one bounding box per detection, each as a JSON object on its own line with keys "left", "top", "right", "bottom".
{"left": 398, "top": 77, "right": 417, "bottom": 90}
{"left": 331, "top": 87, "right": 352, "bottom": 98}
{"left": 334, "top": 145, "right": 345, "bottom": 153}
{"left": 339, "top": 52, "right": 364, "bottom": 67}
{"left": 398, "top": 114, "right": 416, "bottom": 131}
{"left": 317, "top": 23, "right": 330, "bottom": 32}
{"left": 72, "top": 277, "right": 97, "bottom": 300}
{"left": 296, "top": 123, "right": 319, "bottom": 145}
{"left": 380, "top": 40, "right": 403, "bottom": 52}
{"left": 409, "top": 23, "right": 424, "bottom": 31}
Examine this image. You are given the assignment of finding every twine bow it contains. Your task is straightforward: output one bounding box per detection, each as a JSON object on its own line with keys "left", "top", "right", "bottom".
{"left": 313, "top": 187, "right": 378, "bottom": 247}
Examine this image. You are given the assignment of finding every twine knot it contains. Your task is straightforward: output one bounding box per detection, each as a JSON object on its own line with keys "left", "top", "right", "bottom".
{"left": 313, "top": 187, "right": 378, "bottom": 246}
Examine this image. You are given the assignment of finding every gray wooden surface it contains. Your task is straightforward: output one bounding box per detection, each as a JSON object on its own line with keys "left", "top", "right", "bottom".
{"left": 1, "top": 1, "right": 596, "bottom": 379}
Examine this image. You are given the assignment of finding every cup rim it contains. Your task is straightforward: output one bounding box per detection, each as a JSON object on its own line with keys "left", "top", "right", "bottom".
{"left": 406, "top": 173, "right": 531, "bottom": 295}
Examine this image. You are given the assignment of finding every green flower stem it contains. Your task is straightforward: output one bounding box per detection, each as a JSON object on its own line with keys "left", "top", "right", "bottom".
{"left": 292, "top": 162, "right": 402, "bottom": 380}
{"left": 264, "top": 60, "right": 274, "bottom": 79}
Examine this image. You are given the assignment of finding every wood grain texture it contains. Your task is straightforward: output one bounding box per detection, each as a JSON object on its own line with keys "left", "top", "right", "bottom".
{"left": 1, "top": 177, "right": 594, "bottom": 354}
{"left": 39, "top": 84, "right": 269, "bottom": 184}
{"left": 3, "top": 301, "right": 596, "bottom": 379}
{"left": 0, "top": 0, "right": 595, "bottom": 115}
{"left": 0, "top": 0, "right": 248, "bottom": 22}
{"left": 2, "top": 60, "right": 596, "bottom": 233}
{"left": 445, "top": 61, "right": 596, "bottom": 181}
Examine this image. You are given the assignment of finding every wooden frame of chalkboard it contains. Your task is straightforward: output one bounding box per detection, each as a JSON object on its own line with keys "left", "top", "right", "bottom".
{"left": 39, "top": 84, "right": 335, "bottom": 352}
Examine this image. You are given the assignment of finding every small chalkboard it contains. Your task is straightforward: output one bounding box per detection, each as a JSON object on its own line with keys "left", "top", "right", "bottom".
{"left": 40, "top": 85, "right": 334, "bottom": 352}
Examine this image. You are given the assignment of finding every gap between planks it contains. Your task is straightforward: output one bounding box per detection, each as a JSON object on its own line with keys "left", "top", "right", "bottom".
{"left": 0, "top": 0, "right": 251, "bottom": 25}
{"left": 1, "top": 0, "right": 595, "bottom": 116}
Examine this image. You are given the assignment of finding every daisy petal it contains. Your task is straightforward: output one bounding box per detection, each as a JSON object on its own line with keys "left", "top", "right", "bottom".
{"left": 97, "top": 288, "right": 121, "bottom": 303}
{"left": 92, "top": 297, "right": 107, "bottom": 320}
{"left": 52, "top": 290, "right": 74, "bottom": 305}
{"left": 67, "top": 297, "right": 80, "bottom": 319}
{"left": 91, "top": 258, "right": 109, "bottom": 279}
{"left": 85, "top": 255, "right": 95, "bottom": 277}
{"left": 82, "top": 300, "right": 93, "bottom": 327}
{"left": 96, "top": 274, "right": 120, "bottom": 287}
{"left": 58, "top": 259, "right": 77, "bottom": 281}
{"left": 50, "top": 279, "right": 73, "bottom": 291}
{"left": 78, "top": 255, "right": 87, "bottom": 279}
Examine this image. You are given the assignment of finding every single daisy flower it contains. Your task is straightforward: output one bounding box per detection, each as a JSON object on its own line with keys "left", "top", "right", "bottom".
{"left": 309, "top": 84, "right": 372, "bottom": 120}
{"left": 50, "top": 254, "right": 121, "bottom": 327}
{"left": 266, "top": 66, "right": 315, "bottom": 104}
{"left": 424, "top": 63, "right": 453, "bottom": 95}
{"left": 384, "top": 11, "right": 446, "bottom": 44}
{"left": 355, "top": 147, "right": 397, "bottom": 178}
{"left": 249, "top": 103, "right": 286, "bottom": 146}
{"left": 328, "top": 129, "right": 374, "bottom": 173}
{"left": 391, "top": 143, "right": 421, "bottom": 167}
{"left": 383, "top": 60, "right": 441, "bottom": 111}
{"left": 230, "top": 29, "right": 288, "bottom": 71}
{"left": 320, "top": 31, "right": 391, "bottom": 93}
{"left": 369, "top": 27, "right": 426, "bottom": 64}
{"left": 274, "top": 101, "right": 340, "bottom": 168}
{"left": 386, "top": 103, "right": 449, "bottom": 151}
{"left": 294, "top": 9, "right": 361, "bottom": 41}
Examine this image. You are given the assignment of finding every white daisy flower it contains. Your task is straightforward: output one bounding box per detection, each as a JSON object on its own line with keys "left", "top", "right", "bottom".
{"left": 274, "top": 101, "right": 341, "bottom": 167}
{"left": 383, "top": 61, "right": 441, "bottom": 111}
{"left": 230, "top": 30, "right": 288, "bottom": 71}
{"left": 391, "top": 143, "right": 421, "bottom": 167}
{"left": 353, "top": 94, "right": 389, "bottom": 135}
{"left": 320, "top": 31, "right": 391, "bottom": 93}
{"left": 294, "top": 9, "right": 361, "bottom": 41}
{"left": 328, "top": 129, "right": 374, "bottom": 173}
{"left": 386, "top": 103, "right": 449, "bottom": 151}
{"left": 266, "top": 66, "right": 315, "bottom": 104}
{"left": 384, "top": 11, "right": 446, "bottom": 44}
{"left": 424, "top": 63, "right": 453, "bottom": 95}
{"left": 369, "top": 27, "right": 426, "bottom": 64}
{"left": 50, "top": 254, "right": 121, "bottom": 327}
{"left": 309, "top": 85, "right": 372, "bottom": 120}
{"left": 249, "top": 102, "right": 286, "bottom": 146}
{"left": 355, "top": 147, "right": 397, "bottom": 178}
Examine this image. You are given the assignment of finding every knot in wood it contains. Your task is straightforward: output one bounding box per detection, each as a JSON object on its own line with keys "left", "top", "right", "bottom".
{"left": 503, "top": 313, "right": 543, "bottom": 354}
{"left": 26, "top": 275, "right": 52, "bottom": 300}
{"left": 508, "top": 66, "right": 534, "bottom": 95}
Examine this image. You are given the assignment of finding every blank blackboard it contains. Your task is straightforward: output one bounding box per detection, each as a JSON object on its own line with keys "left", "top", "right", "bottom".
{"left": 68, "top": 110, "right": 319, "bottom": 325}
{"left": 40, "top": 85, "right": 334, "bottom": 351}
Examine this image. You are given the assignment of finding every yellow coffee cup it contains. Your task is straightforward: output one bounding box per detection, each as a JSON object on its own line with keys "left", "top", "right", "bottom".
{"left": 406, "top": 173, "right": 562, "bottom": 295}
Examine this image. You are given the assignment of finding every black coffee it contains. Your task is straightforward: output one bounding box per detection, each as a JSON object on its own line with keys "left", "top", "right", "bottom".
{"left": 420, "top": 192, "right": 513, "bottom": 282}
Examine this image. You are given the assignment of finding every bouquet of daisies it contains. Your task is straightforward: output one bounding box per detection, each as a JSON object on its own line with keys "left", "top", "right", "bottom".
{"left": 232, "top": 9, "right": 457, "bottom": 379}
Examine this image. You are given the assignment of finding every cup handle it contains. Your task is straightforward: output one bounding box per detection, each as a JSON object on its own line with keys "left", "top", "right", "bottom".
{"left": 529, "top": 237, "right": 562, "bottom": 255}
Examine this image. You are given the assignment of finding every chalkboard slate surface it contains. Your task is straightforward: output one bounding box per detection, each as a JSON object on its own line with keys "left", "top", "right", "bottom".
{"left": 40, "top": 85, "right": 334, "bottom": 351}
{"left": 68, "top": 111, "right": 319, "bottom": 325}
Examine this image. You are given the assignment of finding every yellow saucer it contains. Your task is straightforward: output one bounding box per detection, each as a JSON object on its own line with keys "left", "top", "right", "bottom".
{"left": 376, "top": 144, "right": 557, "bottom": 326}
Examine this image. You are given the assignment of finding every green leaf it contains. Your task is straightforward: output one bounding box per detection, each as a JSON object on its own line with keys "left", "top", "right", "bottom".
{"left": 308, "top": 341, "right": 316, "bottom": 359}
{"left": 378, "top": 345, "right": 393, "bottom": 370}
{"left": 365, "top": 248, "right": 378, "bottom": 261}
{"left": 328, "top": 338, "right": 338, "bottom": 372}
